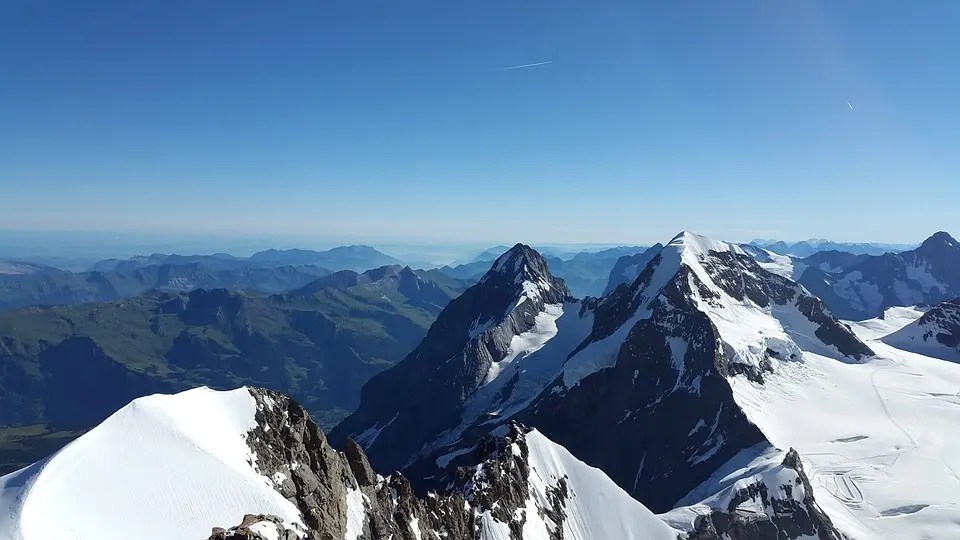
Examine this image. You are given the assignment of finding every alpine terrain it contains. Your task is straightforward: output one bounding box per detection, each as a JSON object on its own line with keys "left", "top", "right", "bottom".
{"left": 797, "top": 231, "right": 960, "bottom": 320}
{"left": 333, "top": 232, "right": 960, "bottom": 540}
{"left": 0, "top": 265, "right": 468, "bottom": 474}
{"left": 2, "top": 232, "right": 959, "bottom": 539}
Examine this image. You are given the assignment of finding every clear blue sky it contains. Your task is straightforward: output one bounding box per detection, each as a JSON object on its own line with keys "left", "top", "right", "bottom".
{"left": 1, "top": 1, "right": 957, "bottom": 245}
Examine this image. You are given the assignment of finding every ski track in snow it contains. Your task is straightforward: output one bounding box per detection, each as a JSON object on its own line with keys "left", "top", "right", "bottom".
{"left": 726, "top": 309, "right": 960, "bottom": 540}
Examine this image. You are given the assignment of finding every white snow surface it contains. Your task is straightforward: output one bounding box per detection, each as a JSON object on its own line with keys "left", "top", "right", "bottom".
{"left": 742, "top": 245, "right": 807, "bottom": 280}
{"left": 833, "top": 271, "right": 884, "bottom": 316}
{"left": 0, "top": 387, "right": 304, "bottom": 540}
{"left": 663, "top": 444, "right": 808, "bottom": 532}
{"left": 0, "top": 262, "right": 43, "bottom": 275}
{"left": 905, "top": 263, "right": 948, "bottom": 294}
{"left": 427, "top": 301, "right": 593, "bottom": 457}
{"left": 249, "top": 520, "right": 281, "bottom": 540}
{"left": 345, "top": 486, "right": 367, "bottom": 540}
{"left": 724, "top": 311, "right": 960, "bottom": 540}
{"left": 484, "top": 303, "right": 563, "bottom": 384}
{"left": 883, "top": 308, "right": 960, "bottom": 363}
{"left": 479, "top": 430, "right": 679, "bottom": 540}
{"left": 353, "top": 412, "right": 399, "bottom": 449}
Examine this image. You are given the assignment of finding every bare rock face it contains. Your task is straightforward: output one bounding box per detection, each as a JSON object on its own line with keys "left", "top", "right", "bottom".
{"left": 687, "top": 449, "right": 846, "bottom": 540}
{"left": 204, "top": 389, "right": 843, "bottom": 540}
{"left": 329, "top": 244, "right": 571, "bottom": 474}
{"left": 214, "top": 389, "right": 548, "bottom": 540}
{"left": 208, "top": 514, "right": 301, "bottom": 540}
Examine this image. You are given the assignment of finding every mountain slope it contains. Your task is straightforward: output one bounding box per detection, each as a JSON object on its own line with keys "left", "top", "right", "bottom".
{"left": 0, "top": 262, "right": 331, "bottom": 312}
{"left": 334, "top": 231, "right": 960, "bottom": 538}
{"left": 517, "top": 232, "right": 871, "bottom": 512}
{"left": 1, "top": 386, "right": 844, "bottom": 539}
{"left": 0, "top": 267, "right": 466, "bottom": 474}
{"left": 799, "top": 231, "right": 960, "bottom": 320}
{"left": 334, "top": 233, "right": 872, "bottom": 516}
{"left": 330, "top": 244, "right": 571, "bottom": 473}
{"left": 882, "top": 298, "right": 960, "bottom": 361}
{"left": 602, "top": 243, "right": 663, "bottom": 294}
{"left": 0, "top": 387, "right": 683, "bottom": 540}
{"left": 249, "top": 245, "right": 402, "bottom": 272}
{"left": 0, "top": 388, "right": 305, "bottom": 540}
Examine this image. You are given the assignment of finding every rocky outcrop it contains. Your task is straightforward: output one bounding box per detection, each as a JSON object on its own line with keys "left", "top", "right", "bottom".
{"left": 207, "top": 514, "right": 301, "bottom": 540}
{"left": 687, "top": 449, "right": 846, "bottom": 540}
{"left": 915, "top": 298, "right": 960, "bottom": 349}
{"left": 329, "top": 244, "right": 570, "bottom": 473}
{"left": 602, "top": 244, "right": 663, "bottom": 295}
{"left": 522, "top": 264, "right": 768, "bottom": 513}
{"left": 212, "top": 390, "right": 587, "bottom": 540}
{"left": 799, "top": 231, "right": 960, "bottom": 320}
{"left": 883, "top": 297, "right": 960, "bottom": 361}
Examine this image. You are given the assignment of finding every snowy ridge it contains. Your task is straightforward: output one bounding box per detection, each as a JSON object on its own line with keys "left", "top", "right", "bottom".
{"left": 517, "top": 430, "right": 679, "bottom": 540}
{"left": 718, "top": 307, "right": 960, "bottom": 539}
{"left": 883, "top": 298, "right": 960, "bottom": 362}
{"left": 0, "top": 387, "right": 304, "bottom": 540}
{"left": 560, "top": 230, "right": 870, "bottom": 391}
{"left": 329, "top": 243, "right": 572, "bottom": 474}
{"left": 662, "top": 444, "right": 830, "bottom": 537}
{"left": 739, "top": 243, "right": 807, "bottom": 280}
{"left": 460, "top": 426, "right": 680, "bottom": 540}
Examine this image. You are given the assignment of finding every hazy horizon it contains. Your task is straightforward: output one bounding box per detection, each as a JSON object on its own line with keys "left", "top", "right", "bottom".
{"left": 0, "top": 227, "right": 928, "bottom": 271}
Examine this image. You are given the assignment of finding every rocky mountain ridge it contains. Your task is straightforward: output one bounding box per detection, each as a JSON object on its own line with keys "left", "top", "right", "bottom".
{"left": 798, "top": 231, "right": 960, "bottom": 320}
{"left": 333, "top": 232, "right": 873, "bottom": 520}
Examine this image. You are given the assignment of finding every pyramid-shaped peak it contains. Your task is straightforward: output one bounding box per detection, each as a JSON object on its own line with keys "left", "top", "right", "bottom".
{"left": 920, "top": 231, "right": 958, "bottom": 250}
{"left": 667, "top": 231, "right": 746, "bottom": 259}
{"left": 490, "top": 243, "right": 551, "bottom": 278}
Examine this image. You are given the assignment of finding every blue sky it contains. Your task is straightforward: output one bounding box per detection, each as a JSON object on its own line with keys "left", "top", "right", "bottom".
{"left": 1, "top": 1, "right": 957, "bottom": 245}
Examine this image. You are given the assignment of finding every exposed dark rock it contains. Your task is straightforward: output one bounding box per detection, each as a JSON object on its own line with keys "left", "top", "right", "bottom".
{"left": 211, "top": 390, "right": 574, "bottom": 540}
{"left": 795, "top": 296, "right": 873, "bottom": 359}
{"left": 799, "top": 231, "right": 960, "bottom": 320}
{"left": 687, "top": 448, "right": 846, "bottom": 540}
{"left": 917, "top": 298, "right": 960, "bottom": 350}
{"left": 602, "top": 244, "right": 664, "bottom": 295}
{"left": 330, "top": 244, "right": 570, "bottom": 473}
{"left": 522, "top": 268, "right": 768, "bottom": 513}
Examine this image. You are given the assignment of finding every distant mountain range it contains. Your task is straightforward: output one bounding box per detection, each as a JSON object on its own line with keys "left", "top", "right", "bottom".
{"left": 0, "top": 265, "right": 469, "bottom": 474}
{"left": 750, "top": 238, "right": 916, "bottom": 257}
{"left": 91, "top": 244, "right": 402, "bottom": 273}
{"left": 0, "top": 261, "right": 331, "bottom": 312}
{"left": 3, "top": 231, "right": 960, "bottom": 539}
{"left": 796, "top": 231, "right": 960, "bottom": 320}
{"left": 440, "top": 245, "right": 652, "bottom": 298}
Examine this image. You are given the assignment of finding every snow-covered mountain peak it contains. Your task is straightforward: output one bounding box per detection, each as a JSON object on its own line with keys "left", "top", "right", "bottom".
{"left": 0, "top": 387, "right": 691, "bottom": 540}
{"left": 0, "top": 387, "right": 306, "bottom": 540}
{"left": 668, "top": 230, "right": 748, "bottom": 261}
{"left": 485, "top": 243, "right": 554, "bottom": 290}
{"left": 329, "top": 245, "right": 571, "bottom": 473}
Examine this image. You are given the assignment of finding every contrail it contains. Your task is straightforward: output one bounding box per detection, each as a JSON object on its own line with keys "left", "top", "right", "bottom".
{"left": 495, "top": 61, "right": 553, "bottom": 72}
{"left": 846, "top": 101, "right": 854, "bottom": 110}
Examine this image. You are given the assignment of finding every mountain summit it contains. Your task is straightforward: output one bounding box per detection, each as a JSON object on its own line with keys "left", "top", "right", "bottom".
{"left": 334, "top": 231, "right": 873, "bottom": 519}
{"left": 799, "top": 231, "right": 960, "bottom": 319}
{"left": 329, "top": 244, "right": 569, "bottom": 472}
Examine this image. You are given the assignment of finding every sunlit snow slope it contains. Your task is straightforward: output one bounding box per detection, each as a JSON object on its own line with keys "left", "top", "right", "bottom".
{"left": 0, "top": 387, "right": 303, "bottom": 540}
{"left": 521, "top": 430, "right": 680, "bottom": 540}
{"left": 728, "top": 306, "right": 960, "bottom": 540}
